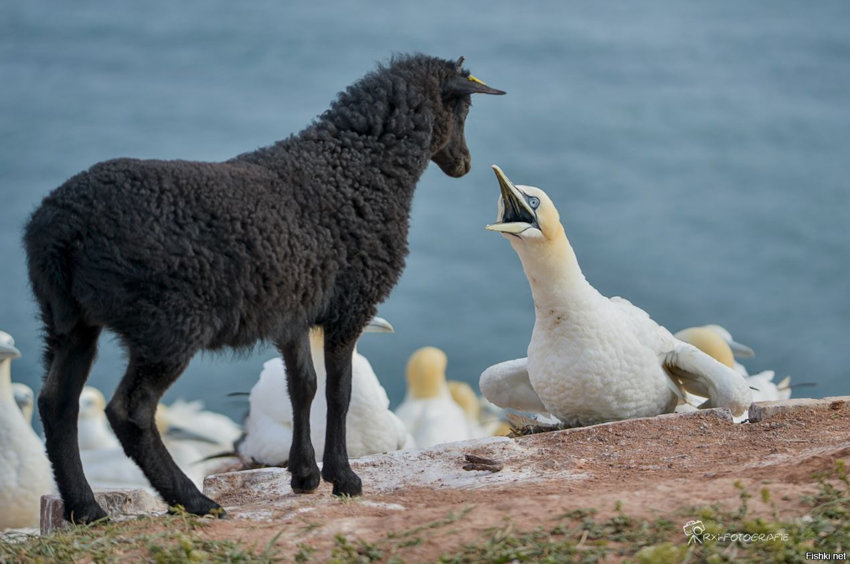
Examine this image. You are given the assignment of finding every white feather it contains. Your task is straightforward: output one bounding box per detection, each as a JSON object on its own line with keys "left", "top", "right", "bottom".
{"left": 0, "top": 331, "right": 55, "bottom": 529}
{"left": 239, "top": 327, "right": 411, "bottom": 465}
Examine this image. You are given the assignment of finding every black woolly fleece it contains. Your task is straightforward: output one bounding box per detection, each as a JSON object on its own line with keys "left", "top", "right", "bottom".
{"left": 24, "top": 54, "right": 488, "bottom": 361}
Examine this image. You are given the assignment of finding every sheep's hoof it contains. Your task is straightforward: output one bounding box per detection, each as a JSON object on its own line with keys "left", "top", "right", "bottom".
{"left": 327, "top": 469, "right": 362, "bottom": 497}
{"left": 173, "top": 496, "right": 227, "bottom": 518}
{"left": 290, "top": 467, "right": 321, "bottom": 493}
{"left": 67, "top": 503, "right": 109, "bottom": 526}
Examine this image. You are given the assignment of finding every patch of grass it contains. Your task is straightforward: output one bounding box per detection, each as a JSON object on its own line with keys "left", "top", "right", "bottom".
{"left": 441, "top": 520, "right": 613, "bottom": 564}
{"left": 328, "top": 534, "right": 383, "bottom": 563}
{"left": 433, "top": 460, "right": 850, "bottom": 563}
{"left": 386, "top": 505, "right": 475, "bottom": 542}
{"left": 438, "top": 507, "right": 678, "bottom": 563}
{"left": 337, "top": 493, "right": 356, "bottom": 505}
{"left": 0, "top": 512, "right": 282, "bottom": 563}
{"left": 294, "top": 542, "right": 316, "bottom": 563}
{"left": 300, "top": 519, "right": 324, "bottom": 533}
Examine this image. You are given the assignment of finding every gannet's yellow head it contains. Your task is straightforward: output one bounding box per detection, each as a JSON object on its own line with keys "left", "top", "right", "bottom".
{"left": 675, "top": 325, "right": 756, "bottom": 368}
{"left": 79, "top": 386, "right": 107, "bottom": 420}
{"left": 485, "top": 165, "right": 563, "bottom": 243}
{"left": 701, "top": 324, "right": 755, "bottom": 358}
{"left": 674, "top": 327, "right": 736, "bottom": 368}
{"left": 447, "top": 380, "right": 481, "bottom": 420}
{"left": 406, "top": 346, "right": 448, "bottom": 399}
{"left": 0, "top": 330, "right": 21, "bottom": 360}
{"left": 13, "top": 382, "right": 34, "bottom": 424}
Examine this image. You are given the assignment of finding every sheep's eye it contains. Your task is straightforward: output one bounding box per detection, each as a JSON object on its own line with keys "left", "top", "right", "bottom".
{"left": 528, "top": 196, "right": 540, "bottom": 209}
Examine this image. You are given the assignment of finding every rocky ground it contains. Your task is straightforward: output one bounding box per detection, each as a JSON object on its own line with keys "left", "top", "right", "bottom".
{"left": 27, "top": 397, "right": 850, "bottom": 562}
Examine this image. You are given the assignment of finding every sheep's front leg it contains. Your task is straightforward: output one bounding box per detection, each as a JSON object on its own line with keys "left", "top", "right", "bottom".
{"left": 322, "top": 338, "right": 362, "bottom": 496}
{"left": 106, "top": 355, "right": 223, "bottom": 517}
{"left": 278, "top": 331, "right": 321, "bottom": 493}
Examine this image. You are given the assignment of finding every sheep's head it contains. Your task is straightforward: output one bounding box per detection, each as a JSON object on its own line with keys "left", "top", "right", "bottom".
{"left": 431, "top": 57, "right": 505, "bottom": 178}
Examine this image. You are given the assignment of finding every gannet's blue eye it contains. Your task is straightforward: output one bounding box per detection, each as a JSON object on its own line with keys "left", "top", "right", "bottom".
{"left": 528, "top": 196, "right": 540, "bottom": 209}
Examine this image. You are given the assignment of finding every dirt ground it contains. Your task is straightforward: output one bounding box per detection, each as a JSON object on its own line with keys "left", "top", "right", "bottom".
{"left": 180, "top": 398, "right": 850, "bottom": 561}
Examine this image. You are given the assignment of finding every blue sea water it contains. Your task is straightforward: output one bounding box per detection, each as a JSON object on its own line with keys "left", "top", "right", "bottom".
{"left": 2, "top": 1, "right": 849, "bottom": 430}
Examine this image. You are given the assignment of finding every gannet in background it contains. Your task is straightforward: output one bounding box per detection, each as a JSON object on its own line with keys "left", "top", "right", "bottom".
{"left": 447, "top": 380, "right": 487, "bottom": 438}
{"left": 238, "top": 317, "right": 412, "bottom": 466}
{"left": 155, "top": 400, "right": 242, "bottom": 482}
{"left": 78, "top": 386, "right": 237, "bottom": 489}
{"left": 12, "top": 382, "right": 35, "bottom": 426}
{"left": 478, "top": 396, "right": 513, "bottom": 436}
{"left": 78, "top": 386, "right": 120, "bottom": 450}
{"left": 0, "top": 331, "right": 54, "bottom": 529}
{"left": 77, "top": 386, "right": 152, "bottom": 491}
{"left": 448, "top": 380, "right": 511, "bottom": 437}
{"left": 674, "top": 325, "right": 792, "bottom": 403}
{"left": 674, "top": 325, "right": 753, "bottom": 375}
{"left": 394, "top": 347, "right": 473, "bottom": 448}
{"left": 479, "top": 165, "right": 752, "bottom": 426}
{"left": 155, "top": 399, "right": 241, "bottom": 452}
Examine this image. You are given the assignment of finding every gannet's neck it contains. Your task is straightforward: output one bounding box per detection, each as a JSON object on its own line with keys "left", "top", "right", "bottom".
{"left": 0, "top": 359, "right": 11, "bottom": 396}
{"left": 0, "top": 359, "right": 20, "bottom": 430}
{"left": 512, "top": 225, "right": 594, "bottom": 314}
{"left": 309, "top": 327, "right": 327, "bottom": 379}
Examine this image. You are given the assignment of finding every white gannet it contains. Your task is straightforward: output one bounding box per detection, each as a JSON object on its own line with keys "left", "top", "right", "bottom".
{"left": 155, "top": 400, "right": 242, "bottom": 486}
{"left": 78, "top": 386, "right": 120, "bottom": 451}
{"left": 77, "top": 386, "right": 152, "bottom": 491}
{"left": 447, "top": 380, "right": 487, "bottom": 438}
{"left": 479, "top": 165, "right": 752, "bottom": 426}
{"left": 12, "top": 382, "right": 35, "bottom": 426}
{"left": 478, "top": 396, "right": 513, "bottom": 437}
{"left": 0, "top": 331, "right": 55, "bottom": 529}
{"left": 78, "top": 386, "right": 239, "bottom": 489}
{"left": 674, "top": 325, "right": 792, "bottom": 403}
{"left": 238, "top": 317, "right": 412, "bottom": 466}
{"left": 156, "top": 399, "right": 241, "bottom": 454}
{"left": 394, "top": 347, "right": 474, "bottom": 448}
{"left": 448, "top": 380, "right": 511, "bottom": 437}
{"left": 674, "top": 325, "right": 753, "bottom": 376}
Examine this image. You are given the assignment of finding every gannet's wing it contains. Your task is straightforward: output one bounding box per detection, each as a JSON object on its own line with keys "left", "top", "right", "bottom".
{"left": 662, "top": 342, "right": 752, "bottom": 417}
{"left": 480, "top": 358, "right": 548, "bottom": 414}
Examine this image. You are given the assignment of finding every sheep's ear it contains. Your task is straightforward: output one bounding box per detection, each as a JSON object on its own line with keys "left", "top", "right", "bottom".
{"left": 444, "top": 75, "right": 506, "bottom": 97}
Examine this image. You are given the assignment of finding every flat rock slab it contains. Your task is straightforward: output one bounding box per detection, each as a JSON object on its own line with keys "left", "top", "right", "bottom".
{"left": 748, "top": 395, "right": 850, "bottom": 423}
{"left": 40, "top": 489, "right": 168, "bottom": 534}
{"left": 203, "top": 408, "right": 735, "bottom": 519}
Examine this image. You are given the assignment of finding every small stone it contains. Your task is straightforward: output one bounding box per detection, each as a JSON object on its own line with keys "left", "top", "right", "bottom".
{"left": 462, "top": 454, "right": 504, "bottom": 472}
{"left": 748, "top": 396, "right": 850, "bottom": 423}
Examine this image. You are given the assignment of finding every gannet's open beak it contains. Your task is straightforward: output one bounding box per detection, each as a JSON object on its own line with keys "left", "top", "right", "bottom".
{"left": 486, "top": 165, "right": 537, "bottom": 234}
{"left": 364, "top": 316, "right": 394, "bottom": 333}
{"left": 0, "top": 341, "right": 21, "bottom": 359}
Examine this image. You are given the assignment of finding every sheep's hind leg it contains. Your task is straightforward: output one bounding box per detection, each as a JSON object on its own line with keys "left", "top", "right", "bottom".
{"left": 322, "top": 338, "right": 362, "bottom": 496}
{"left": 38, "top": 323, "right": 104, "bottom": 524}
{"left": 278, "top": 330, "right": 321, "bottom": 493}
{"left": 105, "top": 354, "right": 224, "bottom": 517}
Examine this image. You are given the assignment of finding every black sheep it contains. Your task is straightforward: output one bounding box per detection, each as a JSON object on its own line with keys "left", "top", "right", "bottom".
{"left": 24, "top": 53, "right": 504, "bottom": 523}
